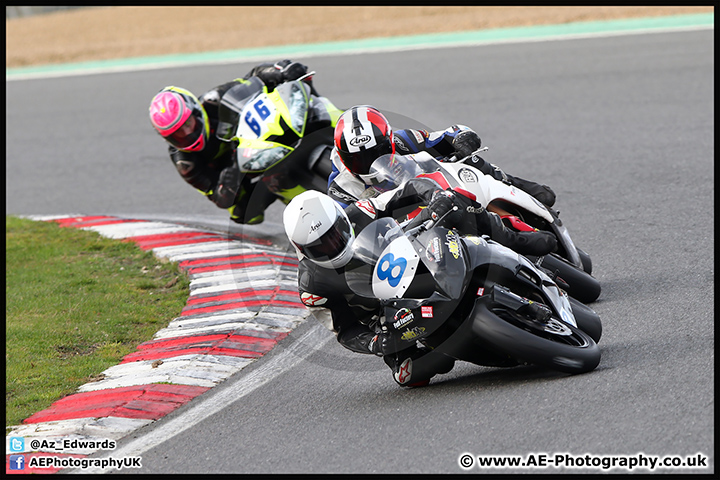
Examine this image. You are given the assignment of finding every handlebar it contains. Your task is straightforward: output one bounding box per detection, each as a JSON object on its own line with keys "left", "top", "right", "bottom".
{"left": 296, "top": 70, "right": 316, "bottom": 82}
{"left": 450, "top": 146, "right": 489, "bottom": 165}
{"left": 402, "top": 204, "right": 460, "bottom": 237}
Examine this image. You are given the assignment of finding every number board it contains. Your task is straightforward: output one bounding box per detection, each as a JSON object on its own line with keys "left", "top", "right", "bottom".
{"left": 237, "top": 95, "right": 277, "bottom": 139}
{"left": 372, "top": 236, "right": 420, "bottom": 299}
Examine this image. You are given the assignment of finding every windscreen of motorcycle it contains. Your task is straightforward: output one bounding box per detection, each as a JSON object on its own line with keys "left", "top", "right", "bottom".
{"left": 346, "top": 218, "right": 417, "bottom": 299}
{"left": 216, "top": 77, "right": 265, "bottom": 142}
{"left": 345, "top": 218, "right": 467, "bottom": 302}
{"left": 363, "top": 154, "right": 423, "bottom": 193}
{"left": 412, "top": 227, "right": 469, "bottom": 300}
{"left": 236, "top": 81, "right": 309, "bottom": 139}
{"left": 233, "top": 81, "right": 311, "bottom": 172}
{"left": 365, "top": 153, "right": 457, "bottom": 198}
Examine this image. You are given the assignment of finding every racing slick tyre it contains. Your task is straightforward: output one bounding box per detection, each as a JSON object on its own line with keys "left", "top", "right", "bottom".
{"left": 470, "top": 297, "right": 601, "bottom": 375}
{"left": 540, "top": 253, "right": 601, "bottom": 304}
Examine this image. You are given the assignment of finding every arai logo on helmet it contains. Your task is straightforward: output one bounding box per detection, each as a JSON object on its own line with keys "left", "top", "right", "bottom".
{"left": 349, "top": 135, "right": 371, "bottom": 147}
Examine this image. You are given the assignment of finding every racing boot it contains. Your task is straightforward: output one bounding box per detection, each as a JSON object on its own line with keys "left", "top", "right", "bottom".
{"left": 449, "top": 192, "right": 557, "bottom": 256}
{"left": 384, "top": 348, "right": 455, "bottom": 388}
{"left": 507, "top": 175, "right": 557, "bottom": 208}
{"left": 456, "top": 152, "right": 556, "bottom": 207}
{"left": 483, "top": 210, "right": 557, "bottom": 256}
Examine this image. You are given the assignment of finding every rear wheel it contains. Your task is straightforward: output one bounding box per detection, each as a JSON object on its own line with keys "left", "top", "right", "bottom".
{"left": 289, "top": 147, "right": 333, "bottom": 193}
{"left": 471, "top": 299, "right": 601, "bottom": 374}
{"left": 311, "top": 146, "right": 333, "bottom": 180}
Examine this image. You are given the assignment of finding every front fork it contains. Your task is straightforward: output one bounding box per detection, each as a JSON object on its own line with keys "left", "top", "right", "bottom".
{"left": 490, "top": 285, "right": 552, "bottom": 322}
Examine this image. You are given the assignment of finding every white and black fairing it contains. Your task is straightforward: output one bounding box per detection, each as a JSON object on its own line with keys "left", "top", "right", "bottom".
{"left": 345, "top": 218, "right": 471, "bottom": 354}
{"left": 344, "top": 215, "right": 601, "bottom": 371}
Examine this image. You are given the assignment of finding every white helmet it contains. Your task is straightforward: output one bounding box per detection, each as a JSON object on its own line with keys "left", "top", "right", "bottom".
{"left": 283, "top": 190, "right": 356, "bottom": 269}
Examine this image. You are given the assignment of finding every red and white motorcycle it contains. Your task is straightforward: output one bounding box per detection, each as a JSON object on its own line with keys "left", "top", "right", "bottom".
{"left": 364, "top": 151, "right": 601, "bottom": 305}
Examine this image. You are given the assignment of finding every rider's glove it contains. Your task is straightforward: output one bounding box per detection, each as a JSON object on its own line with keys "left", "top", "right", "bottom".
{"left": 257, "top": 60, "right": 309, "bottom": 90}
{"left": 276, "top": 60, "right": 308, "bottom": 82}
{"left": 427, "top": 189, "right": 486, "bottom": 232}
{"left": 211, "top": 165, "right": 241, "bottom": 208}
{"left": 451, "top": 130, "right": 482, "bottom": 160}
{"left": 427, "top": 190, "right": 457, "bottom": 221}
{"left": 256, "top": 67, "right": 284, "bottom": 90}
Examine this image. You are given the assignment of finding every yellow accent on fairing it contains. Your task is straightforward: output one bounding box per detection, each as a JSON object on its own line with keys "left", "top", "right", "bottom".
{"left": 319, "top": 97, "right": 343, "bottom": 127}
{"left": 228, "top": 204, "right": 263, "bottom": 224}
{"left": 277, "top": 185, "right": 307, "bottom": 204}
{"left": 235, "top": 136, "right": 293, "bottom": 152}
{"left": 230, "top": 81, "right": 309, "bottom": 147}
{"left": 265, "top": 87, "right": 303, "bottom": 138}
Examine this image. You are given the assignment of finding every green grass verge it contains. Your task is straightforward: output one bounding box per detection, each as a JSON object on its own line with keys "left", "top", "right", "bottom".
{"left": 5, "top": 215, "right": 190, "bottom": 430}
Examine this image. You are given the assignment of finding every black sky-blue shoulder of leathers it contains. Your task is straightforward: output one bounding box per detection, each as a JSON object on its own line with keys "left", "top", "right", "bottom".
{"left": 393, "top": 130, "right": 422, "bottom": 153}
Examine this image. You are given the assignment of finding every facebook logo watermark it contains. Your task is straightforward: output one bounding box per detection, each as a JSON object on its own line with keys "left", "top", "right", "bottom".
{"left": 9, "top": 455, "right": 26, "bottom": 470}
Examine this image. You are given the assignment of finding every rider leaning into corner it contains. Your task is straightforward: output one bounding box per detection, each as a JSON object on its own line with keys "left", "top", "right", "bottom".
{"left": 328, "top": 105, "right": 558, "bottom": 255}
{"left": 328, "top": 105, "right": 557, "bottom": 209}
{"left": 149, "top": 60, "right": 339, "bottom": 225}
{"left": 284, "top": 173, "right": 556, "bottom": 387}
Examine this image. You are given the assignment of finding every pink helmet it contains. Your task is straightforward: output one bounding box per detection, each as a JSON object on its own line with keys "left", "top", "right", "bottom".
{"left": 149, "top": 87, "right": 209, "bottom": 152}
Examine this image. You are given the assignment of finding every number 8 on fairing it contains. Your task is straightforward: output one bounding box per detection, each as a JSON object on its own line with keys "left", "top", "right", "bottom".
{"left": 376, "top": 253, "right": 407, "bottom": 288}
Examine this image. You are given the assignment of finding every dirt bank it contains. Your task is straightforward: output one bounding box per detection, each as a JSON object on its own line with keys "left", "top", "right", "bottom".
{"left": 6, "top": 6, "right": 713, "bottom": 68}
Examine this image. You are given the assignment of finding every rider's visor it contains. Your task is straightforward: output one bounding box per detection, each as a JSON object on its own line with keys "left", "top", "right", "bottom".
{"left": 297, "top": 214, "right": 353, "bottom": 263}
{"left": 341, "top": 136, "right": 394, "bottom": 176}
{"left": 167, "top": 112, "right": 203, "bottom": 150}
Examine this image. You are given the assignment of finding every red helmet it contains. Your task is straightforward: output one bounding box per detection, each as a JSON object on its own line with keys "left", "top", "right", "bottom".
{"left": 334, "top": 106, "right": 395, "bottom": 176}
{"left": 149, "top": 86, "right": 209, "bottom": 152}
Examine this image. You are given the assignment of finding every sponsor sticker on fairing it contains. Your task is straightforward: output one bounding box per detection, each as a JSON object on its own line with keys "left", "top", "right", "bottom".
{"left": 393, "top": 308, "right": 415, "bottom": 329}
{"left": 426, "top": 236, "right": 443, "bottom": 263}
{"left": 445, "top": 231, "right": 462, "bottom": 259}
{"left": 421, "top": 306, "right": 433, "bottom": 318}
{"left": 401, "top": 326, "right": 426, "bottom": 341}
{"left": 458, "top": 167, "right": 478, "bottom": 183}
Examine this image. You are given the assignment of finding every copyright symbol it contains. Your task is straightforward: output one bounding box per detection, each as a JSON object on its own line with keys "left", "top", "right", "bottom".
{"left": 30, "top": 439, "right": 40, "bottom": 450}
{"left": 459, "top": 453, "right": 475, "bottom": 469}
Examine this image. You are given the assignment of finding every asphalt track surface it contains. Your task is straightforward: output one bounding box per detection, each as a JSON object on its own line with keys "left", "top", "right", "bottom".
{"left": 6, "top": 27, "right": 714, "bottom": 473}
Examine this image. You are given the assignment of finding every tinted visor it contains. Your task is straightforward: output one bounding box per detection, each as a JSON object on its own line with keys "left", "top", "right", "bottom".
{"left": 297, "top": 214, "right": 353, "bottom": 263}
{"left": 167, "top": 111, "right": 203, "bottom": 149}
{"left": 341, "top": 136, "right": 393, "bottom": 175}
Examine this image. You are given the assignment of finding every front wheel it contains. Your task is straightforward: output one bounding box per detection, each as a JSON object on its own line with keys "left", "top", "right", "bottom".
{"left": 568, "top": 297, "right": 602, "bottom": 343}
{"left": 471, "top": 298, "right": 601, "bottom": 375}
{"left": 577, "top": 247, "right": 593, "bottom": 275}
{"left": 540, "top": 253, "right": 601, "bottom": 304}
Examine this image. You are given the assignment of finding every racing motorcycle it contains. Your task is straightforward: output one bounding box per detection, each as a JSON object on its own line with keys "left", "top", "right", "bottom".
{"left": 344, "top": 208, "right": 602, "bottom": 380}
{"left": 216, "top": 74, "right": 341, "bottom": 215}
{"left": 363, "top": 152, "right": 602, "bottom": 304}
